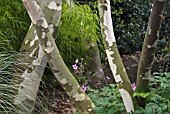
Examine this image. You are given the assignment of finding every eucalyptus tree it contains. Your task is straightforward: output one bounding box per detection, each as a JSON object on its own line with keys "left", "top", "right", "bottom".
{"left": 136, "top": 0, "right": 166, "bottom": 106}
{"left": 22, "top": 0, "right": 95, "bottom": 113}
{"left": 98, "top": 0, "right": 166, "bottom": 111}
{"left": 98, "top": 0, "right": 139, "bottom": 113}
{"left": 13, "top": 0, "right": 61, "bottom": 113}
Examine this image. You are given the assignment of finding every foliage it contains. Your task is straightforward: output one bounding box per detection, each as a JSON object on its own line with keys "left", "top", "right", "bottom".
{"left": 78, "top": 0, "right": 170, "bottom": 55}
{"left": 87, "top": 84, "right": 126, "bottom": 114}
{"left": 0, "top": 52, "right": 19, "bottom": 113}
{"left": 133, "top": 72, "right": 170, "bottom": 114}
{"left": 158, "top": 1, "right": 170, "bottom": 57}
{"left": 0, "top": 0, "right": 30, "bottom": 52}
{"left": 78, "top": 0, "right": 152, "bottom": 54}
{"left": 150, "top": 72, "right": 170, "bottom": 100}
{"left": 56, "top": 3, "right": 100, "bottom": 68}
{"left": 133, "top": 91, "right": 151, "bottom": 99}
{"left": 86, "top": 71, "right": 170, "bottom": 114}
{"left": 109, "top": 0, "right": 151, "bottom": 54}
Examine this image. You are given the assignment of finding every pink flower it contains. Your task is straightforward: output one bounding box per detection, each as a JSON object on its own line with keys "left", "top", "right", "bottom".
{"left": 106, "top": 76, "right": 110, "bottom": 80}
{"left": 82, "top": 85, "right": 86, "bottom": 92}
{"left": 98, "top": 67, "right": 102, "bottom": 72}
{"left": 131, "top": 83, "right": 136, "bottom": 90}
{"left": 72, "top": 64, "right": 78, "bottom": 70}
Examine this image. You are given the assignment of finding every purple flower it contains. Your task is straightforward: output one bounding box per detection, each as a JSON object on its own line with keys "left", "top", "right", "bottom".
{"left": 106, "top": 76, "right": 110, "bottom": 80}
{"left": 72, "top": 64, "right": 78, "bottom": 70}
{"left": 82, "top": 85, "right": 86, "bottom": 92}
{"left": 131, "top": 83, "right": 136, "bottom": 90}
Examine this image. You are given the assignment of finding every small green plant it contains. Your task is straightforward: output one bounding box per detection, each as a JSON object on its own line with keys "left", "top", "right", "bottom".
{"left": 133, "top": 91, "right": 151, "bottom": 99}
{"left": 87, "top": 84, "right": 126, "bottom": 114}
{"left": 133, "top": 72, "right": 170, "bottom": 114}
{"left": 150, "top": 72, "right": 170, "bottom": 99}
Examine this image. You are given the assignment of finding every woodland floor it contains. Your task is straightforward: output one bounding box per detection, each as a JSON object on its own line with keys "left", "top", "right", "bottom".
{"left": 34, "top": 51, "right": 169, "bottom": 114}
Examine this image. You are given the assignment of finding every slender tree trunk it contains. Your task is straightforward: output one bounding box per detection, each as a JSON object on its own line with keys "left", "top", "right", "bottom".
{"left": 136, "top": 0, "right": 165, "bottom": 107}
{"left": 85, "top": 42, "right": 105, "bottom": 88}
{"left": 22, "top": 0, "right": 95, "bottom": 113}
{"left": 98, "top": 0, "right": 139, "bottom": 113}
{"left": 13, "top": 0, "right": 61, "bottom": 113}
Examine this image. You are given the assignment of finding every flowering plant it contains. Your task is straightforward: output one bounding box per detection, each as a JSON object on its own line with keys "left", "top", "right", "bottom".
{"left": 72, "top": 58, "right": 87, "bottom": 91}
{"left": 131, "top": 83, "right": 136, "bottom": 90}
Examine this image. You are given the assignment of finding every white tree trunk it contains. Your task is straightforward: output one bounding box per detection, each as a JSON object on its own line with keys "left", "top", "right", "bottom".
{"left": 98, "top": 0, "right": 139, "bottom": 112}
{"left": 13, "top": 0, "right": 61, "bottom": 113}
{"left": 22, "top": 0, "right": 95, "bottom": 113}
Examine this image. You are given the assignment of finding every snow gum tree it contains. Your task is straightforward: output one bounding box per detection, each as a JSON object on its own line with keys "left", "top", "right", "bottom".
{"left": 136, "top": 0, "right": 166, "bottom": 106}
{"left": 22, "top": 0, "right": 95, "bottom": 113}
{"left": 13, "top": 0, "right": 61, "bottom": 113}
{"left": 98, "top": 0, "right": 139, "bottom": 113}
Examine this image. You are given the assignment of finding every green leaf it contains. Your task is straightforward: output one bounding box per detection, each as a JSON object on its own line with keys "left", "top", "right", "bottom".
{"left": 107, "top": 105, "right": 115, "bottom": 114}
{"left": 92, "top": 107, "right": 106, "bottom": 114}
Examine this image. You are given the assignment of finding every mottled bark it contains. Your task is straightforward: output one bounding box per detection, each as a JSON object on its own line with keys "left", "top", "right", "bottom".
{"left": 22, "top": 0, "right": 95, "bottom": 113}
{"left": 13, "top": 0, "right": 61, "bottom": 113}
{"left": 98, "top": 0, "right": 138, "bottom": 112}
{"left": 85, "top": 42, "right": 105, "bottom": 87}
{"left": 66, "top": 0, "right": 75, "bottom": 7}
{"left": 136, "top": 0, "right": 165, "bottom": 106}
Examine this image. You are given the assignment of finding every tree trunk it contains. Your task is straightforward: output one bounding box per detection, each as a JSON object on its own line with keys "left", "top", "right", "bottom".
{"left": 98, "top": 0, "right": 138, "bottom": 113}
{"left": 85, "top": 42, "right": 105, "bottom": 88}
{"left": 13, "top": 0, "right": 61, "bottom": 113}
{"left": 22, "top": 0, "right": 95, "bottom": 113}
{"left": 136, "top": 0, "right": 165, "bottom": 107}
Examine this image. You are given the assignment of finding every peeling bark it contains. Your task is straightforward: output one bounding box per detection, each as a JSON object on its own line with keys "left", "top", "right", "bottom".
{"left": 66, "top": 0, "right": 75, "bottom": 7}
{"left": 22, "top": 0, "right": 95, "bottom": 113}
{"left": 136, "top": 0, "right": 165, "bottom": 107}
{"left": 98, "top": 0, "right": 138, "bottom": 112}
{"left": 13, "top": 0, "right": 61, "bottom": 113}
{"left": 85, "top": 42, "right": 105, "bottom": 87}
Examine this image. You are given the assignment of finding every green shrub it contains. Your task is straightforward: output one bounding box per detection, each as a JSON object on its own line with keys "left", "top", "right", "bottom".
{"left": 77, "top": 0, "right": 170, "bottom": 55}
{"left": 0, "top": 0, "right": 30, "bottom": 52}
{"left": 158, "top": 1, "right": 170, "bottom": 57}
{"left": 56, "top": 4, "right": 100, "bottom": 68}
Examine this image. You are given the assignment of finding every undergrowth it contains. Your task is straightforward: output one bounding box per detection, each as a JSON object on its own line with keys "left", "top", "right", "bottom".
{"left": 86, "top": 72, "right": 170, "bottom": 114}
{"left": 0, "top": 51, "right": 51, "bottom": 114}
